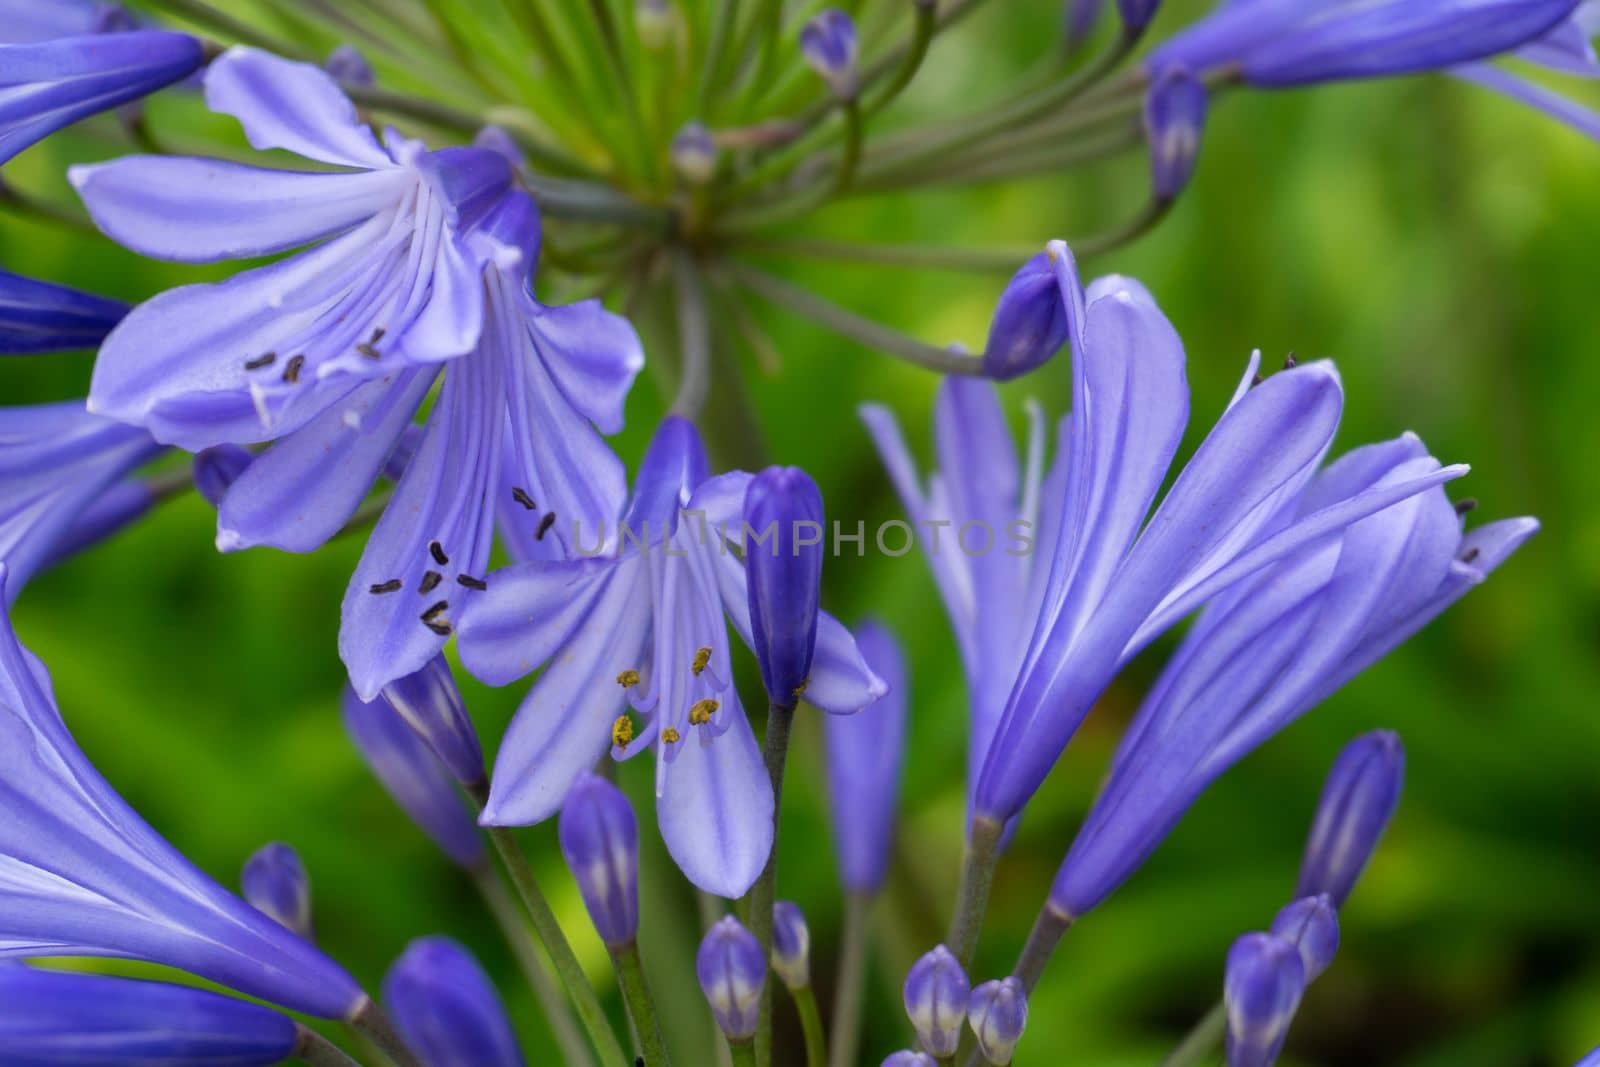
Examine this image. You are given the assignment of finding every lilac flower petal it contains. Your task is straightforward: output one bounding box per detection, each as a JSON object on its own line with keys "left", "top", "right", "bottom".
{"left": 384, "top": 937, "right": 526, "bottom": 1067}
{"left": 1517, "top": 7, "right": 1600, "bottom": 74}
{"left": 218, "top": 370, "right": 434, "bottom": 552}
{"left": 456, "top": 557, "right": 621, "bottom": 685}
{"left": 799, "top": 612, "right": 889, "bottom": 712}
{"left": 0, "top": 270, "right": 126, "bottom": 354}
{"left": 0, "top": 0, "right": 107, "bottom": 43}
{"left": 0, "top": 402, "right": 163, "bottom": 597}
{"left": 0, "top": 967, "right": 300, "bottom": 1066}
{"left": 621, "top": 415, "right": 709, "bottom": 529}
{"left": 494, "top": 277, "right": 631, "bottom": 560}
{"left": 1454, "top": 62, "right": 1600, "bottom": 142}
{"left": 477, "top": 558, "right": 653, "bottom": 826}
{"left": 203, "top": 47, "right": 391, "bottom": 169}
{"left": 657, "top": 683, "right": 774, "bottom": 898}
{"left": 0, "top": 31, "right": 204, "bottom": 165}
{"left": 824, "top": 620, "right": 907, "bottom": 893}
{"left": 41, "top": 475, "right": 156, "bottom": 567}
{"left": 0, "top": 577, "right": 364, "bottom": 1018}
{"left": 342, "top": 355, "right": 505, "bottom": 699}
{"left": 71, "top": 158, "right": 409, "bottom": 263}
{"left": 527, "top": 297, "right": 645, "bottom": 435}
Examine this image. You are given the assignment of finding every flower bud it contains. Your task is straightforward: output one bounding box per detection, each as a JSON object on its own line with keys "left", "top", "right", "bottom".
{"left": 341, "top": 684, "right": 484, "bottom": 868}
{"left": 241, "top": 842, "right": 313, "bottom": 940}
{"left": 801, "top": 10, "right": 859, "bottom": 99}
{"left": 636, "top": 0, "right": 672, "bottom": 50}
{"left": 671, "top": 121, "right": 718, "bottom": 184}
{"left": 967, "top": 977, "right": 1028, "bottom": 1064}
{"left": 883, "top": 1053, "right": 937, "bottom": 1067}
{"left": 379, "top": 655, "right": 485, "bottom": 788}
{"left": 1064, "top": 0, "right": 1109, "bottom": 53}
{"left": 192, "top": 444, "right": 252, "bottom": 508}
{"left": 744, "top": 466, "right": 824, "bottom": 706}
{"left": 1116, "top": 0, "right": 1162, "bottom": 34}
{"left": 982, "top": 252, "right": 1070, "bottom": 380}
{"left": 325, "top": 44, "right": 375, "bottom": 87}
{"left": 384, "top": 938, "right": 523, "bottom": 1067}
{"left": 903, "top": 944, "right": 969, "bottom": 1057}
{"left": 1224, "top": 932, "right": 1305, "bottom": 1067}
{"left": 1295, "top": 730, "right": 1405, "bottom": 907}
{"left": 1269, "top": 895, "right": 1339, "bottom": 983}
{"left": 697, "top": 916, "right": 767, "bottom": 1043}
{"left": 1144, "top": 67, "right": 1208, "bottom": 200}
{"left": 771, "top": 900, "right": 811, "bottom": 990}
{"left": 557, "top": 773, "right": 640, "bottom": 948}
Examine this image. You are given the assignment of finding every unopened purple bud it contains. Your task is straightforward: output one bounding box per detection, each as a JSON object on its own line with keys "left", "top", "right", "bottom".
{"left": 1269, "top": 895, "right": 1339, "bottom": 983}
{"left": 637, "top": 0, "right": 672, "bottom": 50}
{"left": 1295, "top": 730, "right": 1405, "bottom": 907}
{"left": 968, "top": 977, "right": 1028, "bottom": 1065}
{"left": 903, "top": 945, "right": 970, "bottom": 1057}
{"left": 1224, "top": 933, "right": 1305, "bottom": 1067}
{"left": 771, "top": 900, "right": 811, "bottom": 989}
{"left": 801, "top": 10, "right": 859, "bottom": 99}
{"left": 241, "top": 842, "right": 313, "bottom": 940}
{"left": 379, "top": 655, "right": 485, "bottom": 788}
{"left": 983, "top": 252, "right": 1069, "bottom": 380}
{"left": 341, "top": 684, "right": 484, "bottom": 868}
{"left": 672, "top": 121, "right": 718, "bottom": 184}
{"left": 325, "top": 44, "right": 374, "bottom": 87}
{"left": 882, "top": 1053, "right": 937, "bottom": 1067}
{"left": 558, "top": 773, "right": 639, "bottom": 948}
{"left": 1144, "top": 67, "right": 1207, "bottom": 200}
{"left": 384, "top": 938, "right": 525, "bottom": 1067}
{"left": 192, "top": 444, "right": 252, "bottom": 507}
{"left": 1065, "top": 0, "right": 1109, "bottom": 52}
{"left": 697, "top": 916, "right": 766, "bottom": 1042}
{"left": 1116, "top": 0, "right": 1162, "bottom": 34}
{"left": 744, "top": 466, "right": 824, "bottom": 706}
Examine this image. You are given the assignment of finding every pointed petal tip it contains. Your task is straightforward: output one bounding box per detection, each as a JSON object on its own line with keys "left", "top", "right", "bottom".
{"left": 214, "top": 526, "right": 243, "bottom": 553}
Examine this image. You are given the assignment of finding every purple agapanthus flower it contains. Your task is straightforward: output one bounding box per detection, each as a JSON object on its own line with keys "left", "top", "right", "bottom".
{"left": 0, "top": 269, "right": 127, "bottom": 354}
{"left": 865, "top": 243, "right": 1467, "bottom": 827}
{"left": 0, "top": 965, "right": 301, "bottom": 1067}
{"left": 384, "top": 937, "right": 526, "bottom": 1067}
{"left": 1050, "top": 446, "right": 1535, "bottom": 917}
{"left": 0, "top": 571, "right": 363, "bottom": 1018}
{"left": 1451, "top": 5, "right": 1600, "bottom": 143}
{"left": 0, "top": 12, "right": 201, "bottom": 164}
{"left": 74, "top": 48, "right": 643, "bottom": 698}
{"left": 1149, "top": 0, "right": 1578, "bottom": 87}
{"left": 457, "top": 417, "right": 884, "bottom": 897}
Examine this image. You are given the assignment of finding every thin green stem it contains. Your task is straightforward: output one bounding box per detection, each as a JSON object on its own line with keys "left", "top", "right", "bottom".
{"left": 729, "top": 1040, "right": 759, "bottom": 1067}
{"left": 863, "top": 1, "right": 935, "bottom": 119}
{"left": 1013, "top": 904, "right": 1073, "bottom": 993}
{"left": 746, "top": 699, "right": 798, "bottom": 1067}
{"left": 728, "top": 262, "right": 985, "bottom": 376}
{"left": 831, "top": 99, "right": 863, "bottom": 196}
{"left": 484, "top": 826, "right": 632, "bottom": 1067}
{"left": 670, "top": 248, "right": 713, "bottom": 418}
{"left": 613, "top": 942, "right": 672, "bottom": 1067}
{"left": 828, "top": 891, "right": 873, "bottom": 1067}
{"left": 1071, "top": 196, "right": 1173, "bottom": 258}
{"left": 472, "top": 865, "right": 598, "bottom": 1067}
{"left": 587, "top": 0, "right": 663, "bottom": 185}
{"left": 789, "top": 984, "right": 828, "bottom": 1067}
{"left": 699, "top": 0, "right": 742, "bottom": 111}
{"left": 295, "top": 1026, "right": 366, "bottom": 1067}
{"left": 342, "top": 85, "right": 594, "bottom": 177}
{"left": 739, "top": 236, "right": 1042, "bottom": 273}
{"left": 349, "top": 998, "right": 425, "bottom": 1067}
{"left": 1159, "top": 1001, "right": 1227, "bottom": 1067}
{"left": 946, "top": 816, "right": 1004, "bottom": 971}
{"left": 144, "top": 0, "right": 310, "bottom": 55}
{"left": 853, "top": 122, "right": 1142, "bottom": 193}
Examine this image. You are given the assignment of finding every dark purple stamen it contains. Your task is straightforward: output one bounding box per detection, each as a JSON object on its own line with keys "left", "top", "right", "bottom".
{"left": 419, "top": 571, "right": 443, "bottom": 593}
{"left": 369, "top": 579, "right": 402, "bottom": 594}
{"left": 281, "top": 354, "right": 305, "bottom": 384}
{"left": 429, "top": 540, "right": 449, "bottom": 565}
{"left": 536, "top": 512, "right": 557, "bottom": 540}
{"left": 244, "top": 352, "right": 276, "bottom": 370}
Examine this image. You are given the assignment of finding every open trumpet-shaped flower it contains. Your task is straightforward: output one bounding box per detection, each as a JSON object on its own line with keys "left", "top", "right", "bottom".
{"left": 868, "top": 243, "right": 1468, "bottom": 825}
{"left": 1050, "top": 444, "right": 1536, "bottom": 916}
{"left": 458, "top": 417, "right": 883, "bottom": 897}
{"left": 73, "top": 48, "right": 643, "bottom": 696}
{"left": 0, "top": 568, "right": 363, "bottom": 1018}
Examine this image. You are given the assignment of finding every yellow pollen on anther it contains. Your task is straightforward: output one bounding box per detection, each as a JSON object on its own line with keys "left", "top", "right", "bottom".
{"left": 662, "top": 728, "right": 682, "bottom": 744}
{"left": 611, "top": 714, "right": 635, "bottom": 748}
{"left": 616, "top": 669, "right": 641, "bottom": 688}
{"left": 691, "top": 647, "right": 712, "bottom": 676}
{"left": 792, "top": 679, "right": 808, "bottom": 699}
{"left": 689, "top": 698, "right": 719, "bottom": 725}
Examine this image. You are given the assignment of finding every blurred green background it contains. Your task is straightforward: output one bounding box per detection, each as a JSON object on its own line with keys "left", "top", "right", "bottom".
{"left": 3, "top": 2, "right": 1599, "bottom": 1065}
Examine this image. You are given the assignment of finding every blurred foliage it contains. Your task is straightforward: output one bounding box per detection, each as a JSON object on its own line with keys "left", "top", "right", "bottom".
{"left": 3, "top": 1, "right": 1599, "bottom": 1065}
